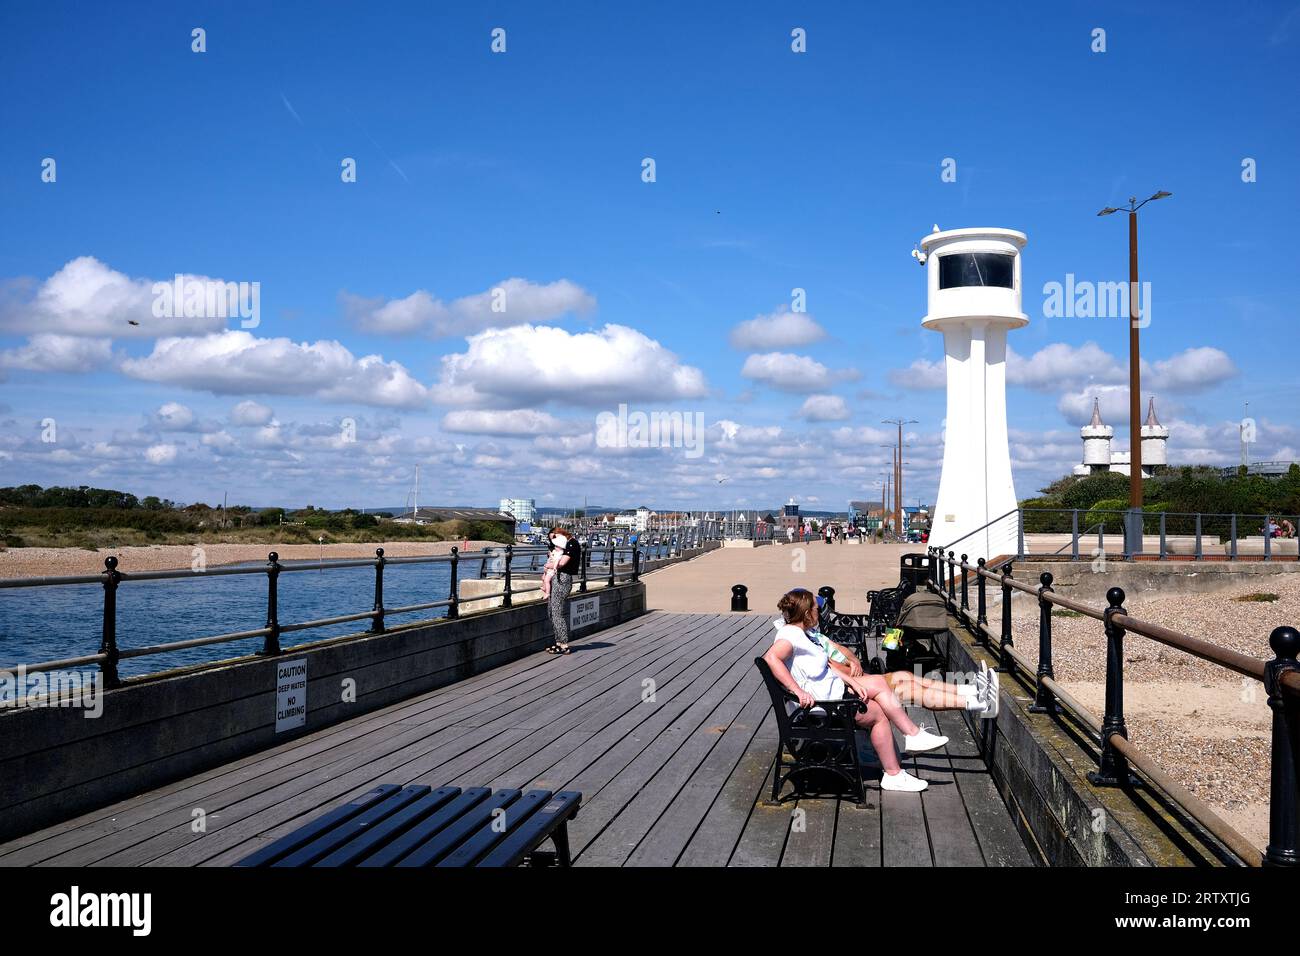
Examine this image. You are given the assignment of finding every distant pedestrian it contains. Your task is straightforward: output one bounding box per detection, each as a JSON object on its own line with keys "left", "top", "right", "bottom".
{"left": 541, "top": 526, "right": 582, "bottom": 655}
{"left": 786, "top": 526, "right": 794, "bottom": 544}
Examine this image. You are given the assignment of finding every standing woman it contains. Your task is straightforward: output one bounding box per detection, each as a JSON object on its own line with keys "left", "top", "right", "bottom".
{"left": 541, "top": 525, "right": 582, "bottom": 655}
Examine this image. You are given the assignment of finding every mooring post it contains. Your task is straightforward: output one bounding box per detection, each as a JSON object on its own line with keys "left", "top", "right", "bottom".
{"left": 371, "top": 547, "right": 385, "bottom": 633}
{"left": 447, "top": 546, "right": 460, "bottom": 618}
{"left": 262, "top": 551, "right": 282, "bottom": 656}
{"left": 730, "top": 584, "right": 748, "bottom": 612}
{"left": 1089, "top": 587, "right": 1136, "bottom": 787}
{"left": 1264, "top": 625, "right": 1300, "bottom": 867}
{"left": 960, "top": 554, "right": 970, "bottom": 614}
{"left": 976, "top": 557, "right": 988, "bottom": 626}
{"left": 607, "top": 540, "right": 616, "bottom": 588}
{"left": 818, "top": 585, "right": 836, "bottom": 614}
{"left": 1029, "top": 571, "right": 1056, "bottom": 714}
{"left": 502, "top": 544, "right": 513, "bottom": 608}
{"left": 98, "top": 556, "right": 122, "bottom": 689}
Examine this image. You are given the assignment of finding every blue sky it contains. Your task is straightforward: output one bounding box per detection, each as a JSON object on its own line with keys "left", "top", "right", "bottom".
{"left": 1, "top": 1, "right": 1297, "bottom": 512}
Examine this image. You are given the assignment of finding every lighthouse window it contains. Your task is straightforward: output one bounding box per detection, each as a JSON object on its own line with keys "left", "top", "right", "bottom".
{"left": 938, "top": 252, "right": 1015, "bottom": 289}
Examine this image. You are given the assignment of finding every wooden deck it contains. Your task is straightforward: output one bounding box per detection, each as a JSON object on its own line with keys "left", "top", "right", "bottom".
{"left": 0, "top": 611, "right": 1032, "bottom": 867}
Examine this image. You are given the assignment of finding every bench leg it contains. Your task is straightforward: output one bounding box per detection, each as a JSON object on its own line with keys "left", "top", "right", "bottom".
{"left": 552, "top": 821, "right": 573, "bottom": 867}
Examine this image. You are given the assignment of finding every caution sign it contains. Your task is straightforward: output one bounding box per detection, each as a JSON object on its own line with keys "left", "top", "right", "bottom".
{"left": 569, "top": 595, "right": 600, "bottom": 631}
{"left": 275, "top": 658, "right": 307, "bottom": 733}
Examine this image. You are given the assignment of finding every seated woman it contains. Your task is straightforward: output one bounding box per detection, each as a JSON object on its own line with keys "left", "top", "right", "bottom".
{"left": 762, "top": 588, "right": 996, "bottom": 793}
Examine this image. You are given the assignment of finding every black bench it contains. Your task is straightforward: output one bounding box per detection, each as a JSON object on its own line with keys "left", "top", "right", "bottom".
{"left": 754, "top": 657, "right": 868, "bottom": 808}
{"left": 234, "top": 784, "right": 581, "bottom": 867}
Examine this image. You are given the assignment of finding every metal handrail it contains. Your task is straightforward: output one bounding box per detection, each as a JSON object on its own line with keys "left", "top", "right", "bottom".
{"left": 931, "top": 546, "right": 1300, "bottom": 867}
{"left": 1, "top": 542, "right": 654, "bottom": 684}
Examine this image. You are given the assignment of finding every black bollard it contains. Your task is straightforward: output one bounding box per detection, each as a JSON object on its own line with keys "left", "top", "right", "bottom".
{"left": 817, "top": 586, "right": 836, "bottom": 614}
{"left": 730, "top": 584, "right": 749, "bottom": 612}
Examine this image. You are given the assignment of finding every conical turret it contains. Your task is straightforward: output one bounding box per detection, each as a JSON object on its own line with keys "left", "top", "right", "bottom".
{"left": 1081, "top": 397, "right": 1114, "bottom": 470}
{"left": 1140, "top": 396, "right": 1169, "bottom": 468}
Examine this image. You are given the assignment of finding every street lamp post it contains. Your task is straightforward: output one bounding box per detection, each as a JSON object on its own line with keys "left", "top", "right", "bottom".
{"left": 1098, "top": 190, "right": 1171, "bottom": 558}
{"left": 883, "top": 418, "right": 918, "bottom": 537}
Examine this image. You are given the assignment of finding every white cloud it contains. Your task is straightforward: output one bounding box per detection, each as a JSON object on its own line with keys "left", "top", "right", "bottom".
{"left": 121, "top": 331, "right": 430, "bottom": 408}
{"left": 1148, "top": 347, "right": 1237, "bottom": 392}
{"left": 230, "top": 400, "right": 275, "bottom": 426}
{"left": 434, "top": 323, "right": 707, "bottom": 408}
{"left": 888, "top": 357, "right": 946, "bottom": 390}
{"left": 144, "top": 443, "right": 178, "bottom": 465}
{"left": 1007, "top": 342, "right": 1123, "bottom": 390}
{"left": 442, "top": 408, "right": 583, "bottom": 437}
{"left": 741, "top": 352, "right": 831, "bottom": 393}
{"left": 0, "top": 334, "right": 113, "bottom": 373}
{"left": 1058, "top": 385, "right": 1129, "bottom": 424}
{"left": 797, "top": 394, "right": 850, "bottom": 421}
{"left": 0, "top": 256, "right": 232, "bottom": 339}
{"left": 729, "top": 308, "right": 826, "bottom": 350}
{"left": 342, "top": 277, "right": 595, "bottom": 337}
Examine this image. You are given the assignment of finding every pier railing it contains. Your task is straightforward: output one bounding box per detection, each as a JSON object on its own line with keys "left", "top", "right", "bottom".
{"left": 927, "top": 546, "right": 1300, "bottom": 867}
{"left": 936, "top": 507, "right": 1300, "bottom": 562}
{"left": 1, "top": 543, "right": 649, "bottom": 688}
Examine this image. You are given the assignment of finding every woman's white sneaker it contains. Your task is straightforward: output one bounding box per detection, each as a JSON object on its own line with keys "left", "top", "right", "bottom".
{"left": 880, "top": 769, "right": 928, "bottom": 792}
{"left": 981, "top": 668, "right": 1000, "bottom": 719}
{"left": 903, "top": 727, "right": 949, "bottom": 753}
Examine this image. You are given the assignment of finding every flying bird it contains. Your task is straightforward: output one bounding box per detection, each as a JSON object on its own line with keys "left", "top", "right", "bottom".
{"left": 127, "top": 319, "right": 140, "bottom": 326}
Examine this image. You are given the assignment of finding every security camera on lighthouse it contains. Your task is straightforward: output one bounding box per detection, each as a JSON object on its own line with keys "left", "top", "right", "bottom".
{"left": 919, "top": 227, "right": 1028, "bottom": 560}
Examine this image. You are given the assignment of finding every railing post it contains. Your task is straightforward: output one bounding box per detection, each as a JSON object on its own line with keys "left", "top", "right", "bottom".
{"left": 1266, "top": 520, "right": 1273, "bottom": 562}
{"left": 447, "top": 546, "right": 460, "bottom": 618}
{"left": 607, "top": 540, "right": 616, "bottom": 588}
{"left": 1195, "top": 513, "right": 1203, "bottom": 561}
{"left": 998, "top": 561, "right": 1014, "bottom": 667}
{"left": 1017, "top": 515, "right": 1025, "bottom": 560}
{"left": 947, "top": 552, "right": 956, "bottom": 604}
{"left": 1099, "top": 522, "right": 1105, "bottom": 558}
{"left": 1264, "top": 626, "right": 1300, "bottom": 866}
{"left": 502, "top": 544, "right": 513, "bottom": 608}
{"left": 976, "top": 557, "right": 988, "bottom": 626}
{"left": 1071, "top": 509, "right": 1080, "bottom": 561}
{"left": 927, "top": 547, "right": 938, "bottom": 582}
{"left": 960, "top": 554, "right": 969, "bottom": 614}
{"left": 1088, "top": 587, "right": 1136, "bottom": 787}
{"left": 1230, "top": 514, "right": 1238, "bottom": 560}
{"left": 1158, "top": 513, "right": 1167, "bottom": 560}
{"left": 579, "top": 545, "right": 589, "bottom": 593}
{"left": 631, "top": 545, "right": 640, "bottom": 582}
{"left": 370, "top": 548, "right": 386, "bottom": 633}
{"left": 1029, "top": 572, "right": 1056, "bottom": 714}
{"left": 262, "top": 551, "right": 282, "bottom": 656}
{"left": 98, "top": 556, "right": 122, "bottom": 689}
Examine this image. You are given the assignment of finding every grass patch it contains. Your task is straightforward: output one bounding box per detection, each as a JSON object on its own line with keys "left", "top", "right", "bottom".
{"left": 1233, "top": 592, "right": 1279, "bottom": 603}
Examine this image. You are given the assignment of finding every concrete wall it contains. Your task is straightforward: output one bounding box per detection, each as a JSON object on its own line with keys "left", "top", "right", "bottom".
{"left": 1019, "top": 558, "right": 1300, "bottom": 601}
{"left": 0, "top": 581, "right": 645, "bottom": 843}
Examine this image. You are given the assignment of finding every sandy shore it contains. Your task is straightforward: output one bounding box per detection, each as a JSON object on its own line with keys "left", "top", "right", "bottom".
{"left": 0, "top": 540, "right": 507, "bottom": 578}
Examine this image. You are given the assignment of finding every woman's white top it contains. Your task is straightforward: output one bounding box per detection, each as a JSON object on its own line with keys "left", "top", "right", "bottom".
{"left": 771, "top": 620, "right": 844, "bottom": 701}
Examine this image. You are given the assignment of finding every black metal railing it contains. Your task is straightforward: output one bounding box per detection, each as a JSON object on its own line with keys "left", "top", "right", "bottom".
{"left": 936, "top": 508, "right": 1300, "bottom": 563}
{"left": 1, "top": 543, "right": 661, "bottom": 688}
{"left": 927, "top": 545, "right": 1300, "bottom": 867}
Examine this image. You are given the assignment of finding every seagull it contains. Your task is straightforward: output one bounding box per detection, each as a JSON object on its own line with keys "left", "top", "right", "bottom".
{"left": 127, "top": 320, "right": 140, "bottom": 326}
{"left": 716, "top": 475, "right": 730, "bottom": 484}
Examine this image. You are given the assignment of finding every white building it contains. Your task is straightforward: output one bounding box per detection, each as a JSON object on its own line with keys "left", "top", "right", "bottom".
{"left": 498, "top": 497, "right": 537, "bottom": 525}
{"left": 1072, "top": 398, "right": 1168, "bottom": 479}
{"left": 920, "top": 226, "right": 1027, "bottom": 559}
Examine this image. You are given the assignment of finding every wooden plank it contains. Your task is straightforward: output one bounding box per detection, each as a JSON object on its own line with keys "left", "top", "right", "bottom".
{"left": 933, "top": 708, "right": 1034, "bottom": 866}
{"left": 779, "top": 797, "right": 836, "bottom": 867}
{"left": 909, "top": 706, "right": 985, "bottom": 867}
{"left": 728, "top": 756, "right": 792, "bottom": 868}
{"left": 675, "top": 712, "right": 777, "bottom": 867}
{"left": 832, "top": 791, "right": 881, "bottom": 867}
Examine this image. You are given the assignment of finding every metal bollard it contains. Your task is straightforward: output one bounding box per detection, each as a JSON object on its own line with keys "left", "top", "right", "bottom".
{"left": 960, "top": 554, "right": 969, "bottom": 612}
{"left": 730, "top": 584, "right": 749, "bottom": 612}
{"left": 817, "top": 586, "right": 836, "bottom": 614}
{"left": 371, "top": 547, "right": 386, "bottom": 633}
{"left": 262, "top": 551, "right": 282, "bottom": 656}
{"left": 997, "top": 561, "right": 1014, "bottom": 662}
{"left": 947, "top": 552, "right": 956, "bottom": 603}
{"left": 99, "top": 556, "right": 122, "bottom": 688}
{"left": 503, "top": 544, "right": 513, "bottom": 608}
{"left": 448, "top": 546, "right": 460, "bottom": 618}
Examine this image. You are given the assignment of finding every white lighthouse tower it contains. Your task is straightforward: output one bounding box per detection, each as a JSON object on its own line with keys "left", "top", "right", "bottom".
{"left": 919, "top": 227, "right": 1028, "bottom": 560}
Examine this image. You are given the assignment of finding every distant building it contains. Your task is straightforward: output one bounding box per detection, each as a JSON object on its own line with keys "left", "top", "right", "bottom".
{"left": 1072, "top": 397, "right": 1168, "bottom": 479}
{"left": 848, "top": 500, "right": 882, "bottom": 528}
{"left": 498, "top": 497, "right": 537, "bottom": 525}
{"left": 779, "top": 498, "right": 802, "bottom": 533}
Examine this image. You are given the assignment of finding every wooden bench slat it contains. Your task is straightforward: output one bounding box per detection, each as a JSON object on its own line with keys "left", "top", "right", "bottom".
{"left": 314, "top": 787, "right": 462, "bottom": 867}
{"left": 477, "top": 791, "right": 581, "bottom": 867}
{"left": 394, "top": 789, "right": 522, "bottom": 867}
{"left": 357, "top": 788, "right": 491, "bottom": 867}
{"left": 436, "top": 789, "right": 552, "bottom": 868}
{"left": 272, "top": 785, "right": 430, "bottom": 867}
{"left": 233, "top": 784, "right": 399, "bottom": 867}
